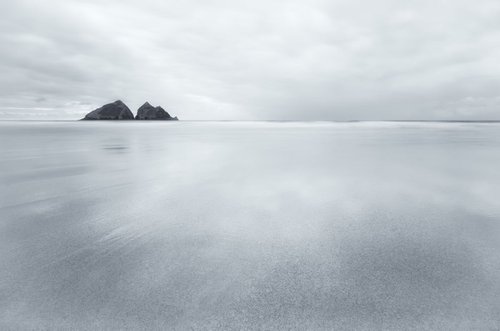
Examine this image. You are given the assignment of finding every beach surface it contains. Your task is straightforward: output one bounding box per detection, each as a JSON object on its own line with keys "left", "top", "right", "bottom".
{"left": 1, "top": 121, "right": 499, "bottom": 330}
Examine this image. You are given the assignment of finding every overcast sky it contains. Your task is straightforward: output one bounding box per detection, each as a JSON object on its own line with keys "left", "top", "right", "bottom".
{"left": 1, "top": 0, "right": 499, "bottom": 120}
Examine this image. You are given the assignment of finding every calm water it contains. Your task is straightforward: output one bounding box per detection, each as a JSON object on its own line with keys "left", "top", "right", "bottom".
{"left": 1, "top": 121, "right": 499, "bottom": 330}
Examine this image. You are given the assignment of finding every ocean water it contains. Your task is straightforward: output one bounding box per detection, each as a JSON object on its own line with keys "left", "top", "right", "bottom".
{"left": 0, "top": 121, "right": 499, "bottom": 330}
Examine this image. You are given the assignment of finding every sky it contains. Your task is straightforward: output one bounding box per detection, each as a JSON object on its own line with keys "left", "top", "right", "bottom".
{"left": 1, "top": 0, "right": 500, "bottom": 120}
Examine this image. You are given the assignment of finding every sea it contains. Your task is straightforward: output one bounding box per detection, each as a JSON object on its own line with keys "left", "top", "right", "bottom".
{"left": 1, "top": 120, "right": 499, "bottom": 330}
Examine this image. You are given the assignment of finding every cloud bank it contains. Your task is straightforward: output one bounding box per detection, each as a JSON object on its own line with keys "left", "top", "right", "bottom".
{"left": 1, "top": 0, "right": 500, "bottom": 120}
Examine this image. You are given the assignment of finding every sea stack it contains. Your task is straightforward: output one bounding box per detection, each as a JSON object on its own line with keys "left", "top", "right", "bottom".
{"left": 81, "top": 100, "right": 134, "bottom": 120}
{"left": 135, "top": 102, "right": 178, "bottom": 120}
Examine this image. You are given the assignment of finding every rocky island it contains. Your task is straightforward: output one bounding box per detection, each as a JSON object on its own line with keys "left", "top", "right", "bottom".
{"left": 81, "top": 100, "right": 178, "bottom": 120}
{"left": 135, "top": 102, "right": 178, "bottom": 120}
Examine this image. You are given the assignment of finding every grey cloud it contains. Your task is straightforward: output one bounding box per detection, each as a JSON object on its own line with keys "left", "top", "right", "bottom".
{"left": 1, "top": 0, "right": 499, "bottom": 119}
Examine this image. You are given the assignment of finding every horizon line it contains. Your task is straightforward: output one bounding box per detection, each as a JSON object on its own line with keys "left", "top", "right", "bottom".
{"left": 1, "top": 119, "right": 500, "bottom": 123}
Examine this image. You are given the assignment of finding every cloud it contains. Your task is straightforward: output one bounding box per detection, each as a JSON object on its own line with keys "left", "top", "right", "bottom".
{"left": 1, "top": 0, "right": 500, "bottom": 119}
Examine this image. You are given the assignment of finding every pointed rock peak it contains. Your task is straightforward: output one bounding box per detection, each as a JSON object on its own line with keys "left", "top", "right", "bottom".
{"left": 135, "top": 103, "right": 177, "bottom": 120}
{"left": 81, "top": 100, "right": 134, "bottom": 120}
{"left": 138, "top": 102, "right": 155, "bottom": 111}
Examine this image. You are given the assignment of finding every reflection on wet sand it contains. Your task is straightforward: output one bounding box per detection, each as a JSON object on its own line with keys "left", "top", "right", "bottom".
{"left": 0, "top": 121, "right": 499, "bottom": 330}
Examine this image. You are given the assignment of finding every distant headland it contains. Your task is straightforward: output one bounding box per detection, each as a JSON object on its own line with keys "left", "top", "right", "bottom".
{"left": 81, "top": 100, "right": 178, "bottom": 121}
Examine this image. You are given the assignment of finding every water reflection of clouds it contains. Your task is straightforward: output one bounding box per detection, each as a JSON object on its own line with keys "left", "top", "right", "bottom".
{"left": 0, "top": 121, "right": 499, "bottom": 329}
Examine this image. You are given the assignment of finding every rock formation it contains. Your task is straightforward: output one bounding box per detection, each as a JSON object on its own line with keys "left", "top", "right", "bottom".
{"left": 81, "top": 100, "right": 178, "bottom": 120}
{"left": 81, "top": 100, "right": 134, "bottom": 120}
{"left": 135, "top": 102, "right": 178, "bottom": 120}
